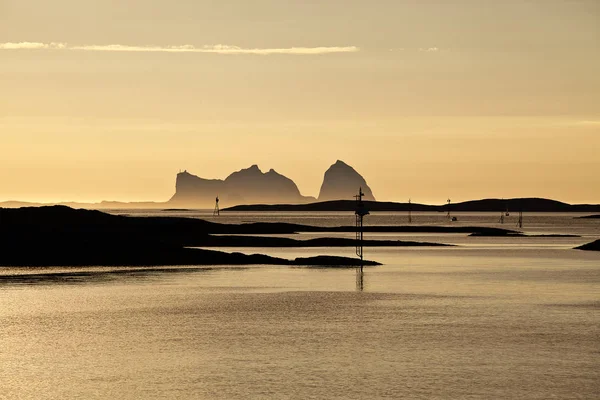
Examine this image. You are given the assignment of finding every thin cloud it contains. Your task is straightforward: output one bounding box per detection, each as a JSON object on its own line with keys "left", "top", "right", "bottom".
{"left": 0, "top": 42, "right": 359, "bottom": 55}
{"left": 419, "top": 47, "right": 439, "bottom": 52}
{"left": 575, "top": 120, "right": 600, "bottom": 126}
{"left": 0, "top": 42, "right": 66, "bottom": 50}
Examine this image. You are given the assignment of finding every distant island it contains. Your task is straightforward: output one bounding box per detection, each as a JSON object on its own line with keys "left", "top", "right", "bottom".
{"left": 169, "top": 165, "right": 315, "bottom": 207}
{"left": 224, "top": 198, "right": 600, "bottom": 213}
{"left": 0, "top": 160, "right": 377, "bottom": 209}
{"left": 1, "top": 159, "right": 598, "bottom": 212}
{"left": 169, "top": 160, "right": 375, "bottom": 208}
{"left": 3, "top": 196, "right": 600, "bottom": 213}
{"left": 317, "top": 160, "right": 375, "bottom": 202}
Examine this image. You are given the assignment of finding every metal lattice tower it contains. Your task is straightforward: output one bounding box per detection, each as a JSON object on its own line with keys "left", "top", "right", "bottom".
{"left": 408, "top": 198, "right": 412, "bottom": 224}
{"left": 446, "top": 198, "right": 451, "bottom": 220}
{"left": 354, "top": 187, "right": 369, "bottom": 261}
{"left": 213, "top": 196, "right": 220, "bottom": 216}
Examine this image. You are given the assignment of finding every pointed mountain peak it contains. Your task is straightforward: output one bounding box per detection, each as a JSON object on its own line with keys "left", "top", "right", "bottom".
{"left": 330, "top": 160, "right": 356, "bottom": 171}
{"left": 318, "top": 160, "right": 375, "bottom": 201}
{"left": 229, "top": 164, "right": 264, "bottom": 176}
{"left": 248, "top": 164, "right": 261, "bottom": 172}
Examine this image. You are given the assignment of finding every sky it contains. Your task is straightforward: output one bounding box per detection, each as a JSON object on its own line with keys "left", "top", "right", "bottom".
{"left": 1, "top": 0, "right": 599, "bottom": 204}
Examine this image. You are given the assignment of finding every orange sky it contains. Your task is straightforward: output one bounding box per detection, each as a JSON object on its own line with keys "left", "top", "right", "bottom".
{"left": 1, "top": 1, "right": 599, "bottom": 204}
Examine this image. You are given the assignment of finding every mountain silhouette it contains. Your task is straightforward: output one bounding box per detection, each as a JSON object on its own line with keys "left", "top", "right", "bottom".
{"left": 224, "top": 165, "right": 308, "bottom": 204}
{"left": 169, "top": 165, "right": 315, "bottom": 207}
{"left": 318, "top": 160, "right": 375, "bottom": 201}
{"left": 169, "top": 171, "right": 225, "bottom": 206}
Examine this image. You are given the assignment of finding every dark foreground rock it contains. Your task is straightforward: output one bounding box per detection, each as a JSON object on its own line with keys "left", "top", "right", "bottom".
{"left": 576, "top": 215, "right": 600, "bottom": 219}
{"left": 575, "top": 240, "right": 600, "bottom": 251}
{"left": 0, "top": 206, "right": 382, "bottom": 267}
{"left": 0, "top": 245, "right": 379, "bottom": 267}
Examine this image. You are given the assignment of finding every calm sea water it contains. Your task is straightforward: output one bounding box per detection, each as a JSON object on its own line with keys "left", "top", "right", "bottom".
{"left": 1, "top": 212, "right": 599, "bottom": 399}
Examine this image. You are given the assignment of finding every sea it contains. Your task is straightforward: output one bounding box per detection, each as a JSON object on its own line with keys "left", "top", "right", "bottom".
{"left": 1, "top": 211, "right": 599, "bottom": 399}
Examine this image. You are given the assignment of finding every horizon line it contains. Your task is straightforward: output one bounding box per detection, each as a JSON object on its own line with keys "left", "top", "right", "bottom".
{"left": 2, "top": 196, "right": 599, "bottom": 207}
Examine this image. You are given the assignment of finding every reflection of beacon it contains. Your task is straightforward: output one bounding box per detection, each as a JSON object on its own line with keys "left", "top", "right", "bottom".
{"left": 213, "top": 196, "right": 220, "bottom": 216}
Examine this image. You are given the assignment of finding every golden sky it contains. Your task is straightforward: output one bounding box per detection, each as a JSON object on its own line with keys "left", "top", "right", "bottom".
{"left": 1, "top": 1, "right": 599, "bottom": 204}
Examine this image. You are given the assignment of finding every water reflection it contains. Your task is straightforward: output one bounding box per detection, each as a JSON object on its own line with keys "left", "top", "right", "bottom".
{"left": 0, "top": 267, "right": 216, "bottom": 287}
{"left": 355, "top": 266, "right": 364, "bottom": 291}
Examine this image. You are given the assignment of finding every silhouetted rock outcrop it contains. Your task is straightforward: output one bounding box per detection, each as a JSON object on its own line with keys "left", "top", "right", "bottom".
{"left": 169, "top": 166, "right": 314, "bottom": 207}
{"left": 0, "top": 206, "right": 383, "bottom": 267}
{"left": 170, "top": 160, "right": 375, "bottom": 207}
{"left": 224, "top": 165, "right": 309, "bottom": 204}
{"left": 318, "top": 160, "right": 375, "bottom": 202}
{"left": 577, "top": 214, "right": 600, "bottom": 219}
{"left": 575, "top": 239, "right": 600, "bottom": 251}
{"left": 169, "top": 171, "right": 223, "bottom": 206}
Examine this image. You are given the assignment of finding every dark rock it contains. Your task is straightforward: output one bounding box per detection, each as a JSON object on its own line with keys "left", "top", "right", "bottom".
{"left": 575, "top": 240, "right": 600, "bottom": 251}
{"left": 576, "top": 215, "right": 600, "bottom": 219}
{"left": 0, "top": 206, "right": 385, "bottom": 267}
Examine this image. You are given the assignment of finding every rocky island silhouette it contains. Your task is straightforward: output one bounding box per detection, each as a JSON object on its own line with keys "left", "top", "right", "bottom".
{"left": 1, "top": 160, "right": 599, "bottom": 212}
{"left": 168, "top": 160, "right": 375, "bottom": 208}
{"left": 169, "top": 164, "right": 315, "bottom": 207}
{"left": 318, "top": 160, "right": 375, "bottom": 202}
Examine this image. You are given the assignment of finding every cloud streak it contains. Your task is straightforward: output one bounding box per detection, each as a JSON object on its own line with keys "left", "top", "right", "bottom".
{"left": 0, "top": 42, "right": 66, "bottom": 50}
{"left": 0, "top": 42, "right": 358, "bottom": 55}
{"left": 575, "top": 120, "right": 600, "bottom": 126}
